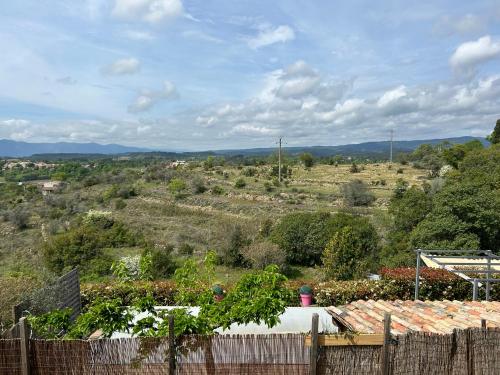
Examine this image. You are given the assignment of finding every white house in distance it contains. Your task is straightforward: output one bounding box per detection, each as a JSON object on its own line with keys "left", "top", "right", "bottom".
{"left": 40, "top": 181, "right": 65, "bottom": 195}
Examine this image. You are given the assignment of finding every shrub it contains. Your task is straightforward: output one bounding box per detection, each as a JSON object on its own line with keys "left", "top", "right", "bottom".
{"left": 315, "top": 267, "right": 479, "bottom": 306}
{"left": 79, "top": 266, "right": 491, "bottom": 310}
{"left": 103, "top": 185, "right": 136, "bottom": 201}
{"left": 191, "top": 177, "right": 207, "bottom": 194}
{"left": 259, "top": 218, "right": 274, "bottom": 238}
{"left": 148, "top": 246, "right": 178, "bottom": 279}
{"left": 263, "top": 181, "right": 274, "bottom": 192}
{"left": 299, "top": 153, "right": 314, "bottom": 168}
{"left": 211, "top": 185, "right": 224, "bottom": 195}
{"left": 340, "top": 180, "right": 375, "bottom": 207}
{"left": 322, "top": 226, "right": 371, "bottom": 280}
{"left": 4, "top": 207, "right": 30, "bottom": 230}
{"left": 168, "top": 178, "right": 187, "bottom": 195}
{"left": 114, "top": 199, "right": 127, "bottom": 210}
{"left": 241, "top": 167, "right": 257, "bottom": 177}
{"left": 349, "top": 163, "right": 360, "bottom": 173}
{"left": 0, "top": 276, "right": 41, "bottom": 327}
{"left": 80, "top": 280, "right": 178, "bottom": 307}
{"left": 43, "top": 214, "right": 140, "bottom": 274}
{"left": 220, "top": 225, "right": 249, "bottom": 267}
{"left": 178, "top": 243, "right": 194, "bottom": 256}
{"left": 234, "top": 178, "right": 246, "bottom": 188}
{"left": 242, "top": 241, "right": 286, "bottom": 270}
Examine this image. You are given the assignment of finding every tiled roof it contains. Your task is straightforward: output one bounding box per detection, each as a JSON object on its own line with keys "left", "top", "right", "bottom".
{"left": 326, "top": 300, "right": 500, "bottom": 335}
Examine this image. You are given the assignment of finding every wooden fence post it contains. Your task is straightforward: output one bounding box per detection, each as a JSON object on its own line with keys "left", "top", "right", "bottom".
{"left": 380, "top": 313, "right": 391, "bottom": 375}
{"left": 481, "top": 319, "right": 486, "bottom": 329}
{"left": 310, "top": 313, "right": 319, "bottom": 375}
{"left": 19, "top": 317, "right": 30, "bottom": 375}
{"left": 168, "top": 314, "right": 175, "bottom": 375}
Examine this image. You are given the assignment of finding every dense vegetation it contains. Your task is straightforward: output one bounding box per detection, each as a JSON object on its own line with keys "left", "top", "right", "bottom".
{"left": 0, "top": 122, "right": 498, "bottom": 328}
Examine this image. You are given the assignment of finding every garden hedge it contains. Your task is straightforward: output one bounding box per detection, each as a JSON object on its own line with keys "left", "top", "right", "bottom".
{"left": 80, "top": 267, "right": 498, "bottom": 308}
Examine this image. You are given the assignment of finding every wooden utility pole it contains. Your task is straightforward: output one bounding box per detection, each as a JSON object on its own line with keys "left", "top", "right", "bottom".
{"left": 389, "top": 129, "right": 394, "bottom": 164}
{"left": 278, "top": 137, "right": 282, "bottom": 182}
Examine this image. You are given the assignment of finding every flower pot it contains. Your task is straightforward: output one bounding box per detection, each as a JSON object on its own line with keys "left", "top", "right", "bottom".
{"left": 300, "top": 293, "right": 313, "bottom": 307}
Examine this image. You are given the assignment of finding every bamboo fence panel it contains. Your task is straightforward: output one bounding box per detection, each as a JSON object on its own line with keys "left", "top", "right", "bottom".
{"left": 0, "top": 328, "right": 499, "bottom": 374}
{"left": 0, "top": 339, "right": 21, "bottom": 375}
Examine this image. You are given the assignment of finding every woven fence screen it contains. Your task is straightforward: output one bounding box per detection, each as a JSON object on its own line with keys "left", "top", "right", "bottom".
{"left": 0, "top": 328, "right": 499, "bottom": 375}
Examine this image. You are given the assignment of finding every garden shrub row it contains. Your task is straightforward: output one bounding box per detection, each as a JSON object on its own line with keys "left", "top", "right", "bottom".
{"left": 80, "top": 268, "right": 498, "bottom": 308}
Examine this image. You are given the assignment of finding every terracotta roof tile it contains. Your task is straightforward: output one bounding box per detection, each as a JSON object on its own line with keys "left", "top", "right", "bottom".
{"left": 326, "top": 300, "right": 500, "bottom": 335}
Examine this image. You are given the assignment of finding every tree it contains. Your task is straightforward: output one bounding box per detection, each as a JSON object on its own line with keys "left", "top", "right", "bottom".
{"left": 242, "top": 241, "right": 286, "bottom": 270}
{"left": 43, "top": 214, "right": 139, "bottom": 274}
{"left": 270, "top": 212, "right": 379, "bottom": 266}
{"left": 340, "top": 180, "right": 375, "bottom": 206}
{"left": 299, "top": 153, "right": 314, "bottom": 168}
{"left": 409, "top": 146, "right": 500, "bottom": 253}
{"left": 381, "top": 186, "right": 433, "bottom": 267}
{"left": 389, "top": 186, "right": 432, "bottom": 232}
{"left": 487, "top": 119, "right": 500, "bottom": 144}
{"left": 322, "top": 226, "right": 370, "bottom": 280}
{"left": 220, "top": 225, "right": 249, "bottom": 267}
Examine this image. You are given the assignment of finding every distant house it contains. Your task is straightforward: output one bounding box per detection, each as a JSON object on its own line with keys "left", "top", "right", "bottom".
{"left": 168, "top": 160, "right": 187, "bottom": 168}
{"left": 3, "top": 160, "right": 56, "bottom": 170}
{"left": 41, "top": 181, "right": 65, "bottom": 195}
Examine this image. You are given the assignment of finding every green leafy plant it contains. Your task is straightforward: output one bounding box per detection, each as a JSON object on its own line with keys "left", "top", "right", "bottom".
{"left": 28, "top": 308, "right": 73, "bottom": 339}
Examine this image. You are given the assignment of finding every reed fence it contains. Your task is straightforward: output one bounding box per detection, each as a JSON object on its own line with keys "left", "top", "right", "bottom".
{"left": 1, "top": 326, "right": 499, "bottom": 375}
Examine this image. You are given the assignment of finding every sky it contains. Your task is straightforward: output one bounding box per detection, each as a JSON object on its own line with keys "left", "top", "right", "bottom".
{"left": 0, "top": 0, "right": 499, "bottom": 151}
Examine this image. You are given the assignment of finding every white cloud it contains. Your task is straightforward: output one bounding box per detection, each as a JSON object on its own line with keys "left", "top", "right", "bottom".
{"left": 450, "top": 35, "right": 500, "bottom": 76}
{"left": 377, "top": 85, "right": 407, "bottom": 107}
{"left": 2, "top": 61, "right": 499, "bottom": 149}
{"left": 248, "top": 25, "right": 295, "bottom": 49}
{"left": 2, "top": 119, "right": 31, "bottom": 127}
{"left": 122, "top": 30, "right": 155, "bottom": 41}
{"left": 102, "top": 57, "right": 141, "bottom": 75}
{"left": 112, "top": 0, "right": 183, "bottom": 24}
{"left": 434, "top": 14, "right": 486, "bottom": 36}
{"left": 128, "top": 80, "right": 178, "bottom": 113}
{"left": 229, "top": 124, "right": 279, "bottom": 136}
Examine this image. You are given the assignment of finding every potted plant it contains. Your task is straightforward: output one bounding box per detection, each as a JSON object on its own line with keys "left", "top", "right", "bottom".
{"left": 299, "top": 285, "right": 313, "bottom": 306}
{"left": 212, "top": 284, "right": 225, "bottom": 302}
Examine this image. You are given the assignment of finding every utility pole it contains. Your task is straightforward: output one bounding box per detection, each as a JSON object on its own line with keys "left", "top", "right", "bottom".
{"left": 278, "top": 137, "right": 283, "bottom": 182}
{"left": 389, "top": 129, "right": 394, "bottom": 164}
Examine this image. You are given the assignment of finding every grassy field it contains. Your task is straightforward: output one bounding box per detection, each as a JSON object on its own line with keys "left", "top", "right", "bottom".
{"left": 0, "top": 162, "right": 427, "bottom": 280}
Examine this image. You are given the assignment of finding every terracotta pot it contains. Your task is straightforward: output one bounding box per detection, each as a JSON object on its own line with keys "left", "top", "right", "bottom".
{"left": 300, "top": 293, "right": 313, "bottom": 306}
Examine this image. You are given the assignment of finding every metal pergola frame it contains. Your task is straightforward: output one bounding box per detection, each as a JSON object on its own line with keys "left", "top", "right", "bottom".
{"left": 414, "top": 249, "right": 500, "bottom": 301}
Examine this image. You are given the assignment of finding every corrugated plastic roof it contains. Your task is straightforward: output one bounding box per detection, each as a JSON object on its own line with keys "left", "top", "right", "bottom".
{"left": 326, "top": 300, "right": 500, "bottom": 335}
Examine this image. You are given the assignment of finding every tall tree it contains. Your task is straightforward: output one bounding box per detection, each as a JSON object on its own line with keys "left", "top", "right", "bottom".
{"left": 487, "top": 119, "right": 500, "bottom": 144}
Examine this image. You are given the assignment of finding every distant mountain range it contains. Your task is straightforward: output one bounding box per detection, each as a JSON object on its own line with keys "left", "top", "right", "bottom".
{"left": 0, "top": 136, "right": 488, "bottom": 158}
{"left": 0, "top": 139, "right": 150, "bottom": 157}
{"left": 212, "top": 136, "right": 488, "bottom": 158}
